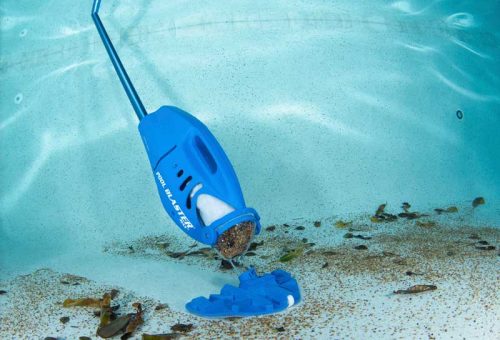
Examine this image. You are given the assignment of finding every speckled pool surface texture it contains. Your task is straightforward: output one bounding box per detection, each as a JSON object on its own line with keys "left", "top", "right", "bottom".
{"left": 1, "top": 0, "right": 499, "bottom": 339}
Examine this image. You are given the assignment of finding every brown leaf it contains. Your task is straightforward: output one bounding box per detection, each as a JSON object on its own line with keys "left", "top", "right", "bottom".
{"left": 335, "top": 220, "right": 352, "bottom": 228}
{"left": 170, "top": 323, "right": 193, "bottom": 333}
{"left": 110, "top": 289, "right": 120, "bottom": 299}
{"left": 416, "top": 221, "right": 436, "bottom": 228}
{"left": 99, "top": 293, "right": 112, "bottom": 328}
{"left": 434, "top": 208, "right": 445, "bottom": 215}
{"left": 399, "top": 212, "right": 422, "bottom": 220}
{"left": 279, "top": 247, "right": 304, "bottom": 262}
{"left": 472, "top": 197, "right": 485, "bottom": 208}
{"left": 157, "top": 242, "right": 170, "bottom": 249}
{"left": 401, "top": 202, "right": 411, "bottom": 212}
{"left": 392, "top": 258, "right": 407, "bottom": 265}
{"left": 394, "top": 285, "right": 437, "bottom": 294}
{"left": 353, "top": 234, "right": 372, "bottom": 240}
{"left": 322, "top": 251, "right": 339, "bottom": 256}
{"left": 475, "top": 245, "right": 496, "bottom": 251}
{"left": 247, "top": 241, "right": 264, "bottom": 251}
{"left": 121, "top": 303, "right": 144, "bottom": 339}
{"left": 155, "top": 303, "right": 168, "bottom": 311}
{"left": 167, "top": 251, "right": 188, "bottom": 259}
{"left": 354, "top": 245, "right": 368, "bottom": 250}
{"left": 142, "top": 334, "right": 181, "bottom": 340}
{"left": 405, "top": 271, "right": 424, "bottom": 276}
{"left": 96, "top": 314, "right": 131, "bottom": 338}
{"left": 343, "top": 233, "right": 353, "bottom": 239}
{"left": 63, "top": 298, "right": 102, "bottom": 308}
{"left": 375, "top": 203, "right": 386, "bottom": 215}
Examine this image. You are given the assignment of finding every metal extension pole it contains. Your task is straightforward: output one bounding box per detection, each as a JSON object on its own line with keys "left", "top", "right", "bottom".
{"left": 92, "top": 0, "right": 147, "bottom": 120}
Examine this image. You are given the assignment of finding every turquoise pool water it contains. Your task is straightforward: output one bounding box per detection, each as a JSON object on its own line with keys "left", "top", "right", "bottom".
{"left": 1, "top": 0, "right": 499, "bottom": 338}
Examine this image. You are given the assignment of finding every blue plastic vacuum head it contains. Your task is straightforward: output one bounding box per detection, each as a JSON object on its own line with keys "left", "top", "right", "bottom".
{"left": 186, "top": 268, "right": 301, "bottom": 318}
{"left": 139, "top": 106, "right": 261, "bottom": 247}
{"left": 91, "top": 0, "right": 260, "bottom": 257}
{"left": 92, "top": 1, "right": 301, "bottom": 319}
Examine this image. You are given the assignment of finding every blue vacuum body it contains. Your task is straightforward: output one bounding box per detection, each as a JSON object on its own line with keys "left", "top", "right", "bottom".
{"left": 91, "top": 0, "right": 260, "bottom": 248}
{"left": 92, "top": 1, "right": 301, "bottom": 319}
{"left": 139, "top": 106, "right": 260, "bottom": 245}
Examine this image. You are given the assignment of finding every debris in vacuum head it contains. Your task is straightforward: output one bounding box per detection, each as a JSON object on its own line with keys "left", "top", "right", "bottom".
{"left": 216, "top": 221, "right": 255, "bottom": 259}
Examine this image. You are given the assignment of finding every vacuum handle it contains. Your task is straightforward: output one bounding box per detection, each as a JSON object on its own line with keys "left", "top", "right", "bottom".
{"left": 91, "top": 0, "right": 148, "bottom": 120}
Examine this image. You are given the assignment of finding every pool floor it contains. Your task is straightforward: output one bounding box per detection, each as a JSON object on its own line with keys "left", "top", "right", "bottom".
{"left": 1, "top": 211, "right": 498, "bottom": 339}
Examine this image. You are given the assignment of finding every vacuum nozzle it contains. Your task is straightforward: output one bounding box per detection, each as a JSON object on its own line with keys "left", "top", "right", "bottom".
{"left": 215, "top": 221, "right": 255, "bottom": 259}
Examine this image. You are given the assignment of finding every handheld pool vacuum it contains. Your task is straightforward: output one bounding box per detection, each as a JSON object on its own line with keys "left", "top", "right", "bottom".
{"left": 92, "top": 0, "right": 300, "bottom": 318}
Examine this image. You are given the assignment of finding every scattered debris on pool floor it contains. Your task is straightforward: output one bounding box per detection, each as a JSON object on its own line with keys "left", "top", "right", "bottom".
{"left": 1, "top": 204, "right": 498, "bottom": 339}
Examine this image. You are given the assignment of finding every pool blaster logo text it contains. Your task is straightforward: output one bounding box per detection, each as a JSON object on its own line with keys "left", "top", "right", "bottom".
{"left": 155, "top": 171, "right": 194, "bottom": 230}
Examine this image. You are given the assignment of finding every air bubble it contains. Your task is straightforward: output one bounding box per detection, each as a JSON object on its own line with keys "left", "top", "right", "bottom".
{"left": 456, "top": 110, "right": 463, "bottom": 120}
{"left": 14, "top": 93, "right": 23, "bottom": 104}
{"left": 19, "top": 29, "right": 28, "bottom": 37}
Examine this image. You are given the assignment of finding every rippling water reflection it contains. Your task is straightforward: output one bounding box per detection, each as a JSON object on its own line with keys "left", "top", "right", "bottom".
{"left": 0, "top": 0, "right": 499, "bottom": 249}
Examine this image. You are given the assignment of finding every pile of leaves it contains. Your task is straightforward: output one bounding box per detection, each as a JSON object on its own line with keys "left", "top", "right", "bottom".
{"left": 62, "top": 290, "right": 196, "bottom": 339}
{"left": 63, "top": 290, "right": 143, "bottom": 339}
